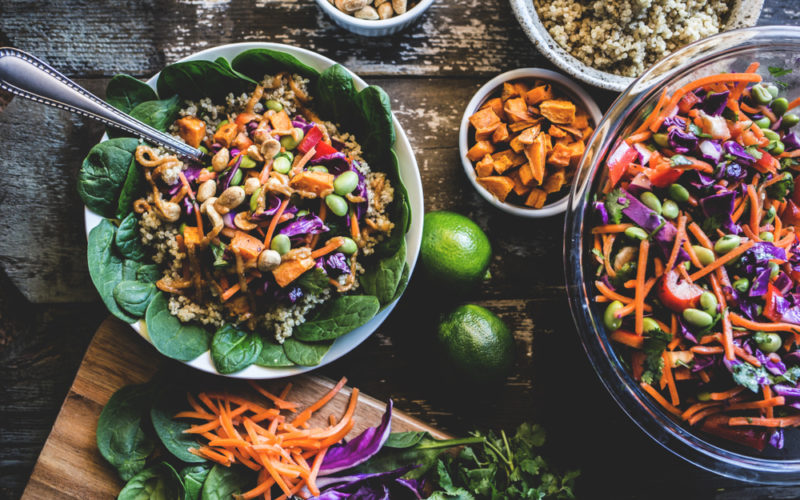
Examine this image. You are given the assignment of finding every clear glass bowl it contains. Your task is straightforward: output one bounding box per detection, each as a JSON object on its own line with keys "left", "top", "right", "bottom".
{"left": 564, "top": 26, "right": 800, "bottom": 484}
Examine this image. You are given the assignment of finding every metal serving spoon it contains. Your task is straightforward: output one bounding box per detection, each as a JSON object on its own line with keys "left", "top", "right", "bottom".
{"left": 0, "top": 47, "right": 207, "bottom": 162}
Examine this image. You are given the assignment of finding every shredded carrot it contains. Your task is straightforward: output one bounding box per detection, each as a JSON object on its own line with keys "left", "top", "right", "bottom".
{"left": 665, "top": 215, "right": 688, "bottom": 271}
{"left": 591, "top": 223, "right": 633, "bottom": 234}
{"left": 688, "top": 222, "right": 713, "bottom": 250}
{"left": 788, "top": 95, "right": 800, "bottom": 112}
{"left": 248, "top": 381, "right": 298, "bottom": 412}
{"left": 710, "top": 387, "right": 745, "bottom": 401}
{"left": 610, "top": 330, "right": 644, "bottom": 349}
{"left": 264, "top": 197, "right": 291, "bottom": 246}
{"left": 625, "top": 130, "right": 653, "bottom": 145}
{"left": 310, "top": 237, "right": 344, "bottom": 260}
{"left": 729, "top": 312, "right": 800, "bottom": 333}
{"left": 602, "top": 234, "right": 617, "bottom": 279}
{"left": 658, "top": 73, "right": 762, "bottom": 123}
{"left": 640, "top": 382, "right": 682, "bottom": 417}
{"left": 728, "top": 415, "right": 800, "bottom": 428}
{"left": 634, "top": 239, "right": 649, "bottom": 335}
{"left": 662, "top": 351, "right": 680, "bottom": 406}
{"left": 688, "top": 240, "right": 755, "bottom": 281}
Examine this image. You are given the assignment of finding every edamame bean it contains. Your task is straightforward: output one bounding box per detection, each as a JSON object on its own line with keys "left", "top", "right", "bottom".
{"left": 653, "top": 133, "right": 669, "bottom": 147}
{"left": 662, "top": 199, "right": 679, "bottom": 220}
{"left": 273, "top": 156, "right": 292, "bottom": 174}
{"left": 265, "top": 99, "right": 283, "bottom": 112}
{"left": 783, "top": 113, "right": 800, "bottom": 128}
{"left": 240, "top": 155, "right": 257, "bottom": 169}
{"left": 767, "top": 84, "right": 780, "bottom": 99}
{"left": 249, "top": 188, "right": 261, "bottom": 212}
{"left": 642, "top": 317, "right": 660, "bottom": 334}
{"left": 230, "top": 168, "right": 243, "bottom": 186}
{"left": 733, "top": 278, "right": 750, "bottom": 293}
{"left": 624, "top": 226, "right": 648, "bottom": 240}
{"left": 604, "top": 301, "right": 624, "bottom": 331}
{"left": 325, "top": 194, "right": 349, "bottom": 216}
{"left": 278, "top": 151, "right": 294, "bottom": 163}
{"left": 714, "top": 234, "right": 740, "bottom": 254}
{"left": 769, "top": 261, "right": 780, "bottom": 279}
{"left": 754, "top": 331, "right": 782, "bottom": 353}
{"left": 339, "top": 237, "right": 358, "bottom": 255}
{"left": 683, "top": 308, "right": 713, "bottom": 328}
{"left": 270, "top": 234, "right": 291, "bottom": 255}
{"left": 668, "top": 183, "right": 690, "bottom": 203}
{"left": 700, "top": 292, "right": 718, "bottom": 315}
{"left": 216, "top": 119, "right": 229, "bottom": 130}
{"left": 640, "top": 192, "right": 662, "bottom": 214}
{"left": 333, "top": 170, "right": 359, "bottom": 196}
{"left": 772, "top": 97, "right": 790, "bottom": 117}
{"left": 296, "top": 209, "right": 309, "bottom": 218}
{"left": 751, "top": 84, "right": 772, "bottom": 105}
{"left": 697, "top": 392, "right": 712, "bottom": 402}
{"left": 763, "top": 129, "right": 780, "bottom": 142}
{"left": 769, "top": 140, "right": 786, "bottom": 155}
{"left": 754, "top": 116, "right": 772, "bottom": 129}
{"left": 692, "top": 245, "right": 715, "bottom": 266}
{"left": 759, "top": 231, "right": 775, "bottom": 242}
{"left": 309, "top": 166, "right": 329, "bottom": 173}
{"left": 280, "top": 128, "right": 305, "bottom": 150}
{"left": 199, "top": 145, "right": 209, "bottom": 155}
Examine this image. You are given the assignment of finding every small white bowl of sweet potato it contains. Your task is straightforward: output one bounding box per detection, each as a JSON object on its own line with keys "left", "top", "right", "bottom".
{"left": 459, "top": 68, "right": 602, "bottom": 217}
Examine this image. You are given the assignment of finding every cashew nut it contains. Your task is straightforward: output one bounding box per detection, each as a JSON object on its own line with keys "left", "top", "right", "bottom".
{"left": 341, "top": 0, "right": 367, "bottom": 11}
{"left": 246, "top": 144, "right": 264, "bottom": 162}
{"left": 160, "top": 201, "right": 181, "bottom": 222}
{"left": 234, "top": 211, "right": 258, "bottom": 231}
{"left": 260, "top": 139, "right": 281, "bottom": 160}
{"left": 212, "top": 147, "right": 230, "bottom": 172}
{"left": 354, "top": 5, "right": 379, "bottom": 19}
{"left": 257, "top": 249, "right": 282, "bottom": 272}
{"left": 243, "top": 177, "right": 261, "bottom": 196}
{"left": 214, "top": 186, "right": 246, "bottom": 214}
{"left": 392, "top": 0, "right": 406, "bottom": 14}
{"left": 201, "top": 197, "right": 223, "bottom": 234}
{"left": 377, "top": 2, "right": 393, "bottom": 18}
{"left": 197, "top": 179, "right": 217, "bottom": 203}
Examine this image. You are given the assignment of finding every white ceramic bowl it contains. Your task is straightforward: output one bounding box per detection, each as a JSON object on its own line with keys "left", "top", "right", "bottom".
{"left": 459, "top": 68, "right": 602, "bottom": 218}
{"left": 314, "top": 0, "right": 434, "bottom": 37}
{"left": 84, "top": 42, "right": 424, "bottom": 379}
{"left": 509, "top": 0, "right": 764, "bottom": 92}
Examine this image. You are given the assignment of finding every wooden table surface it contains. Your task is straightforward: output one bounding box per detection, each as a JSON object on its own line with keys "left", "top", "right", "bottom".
{"left": 1, "top": 1, "right": 799, "bottom": 499}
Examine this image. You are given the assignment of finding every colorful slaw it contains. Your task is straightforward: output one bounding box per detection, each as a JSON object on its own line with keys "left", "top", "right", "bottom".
{"left": 591, "top": 62, "right": 800, "bottom": 451}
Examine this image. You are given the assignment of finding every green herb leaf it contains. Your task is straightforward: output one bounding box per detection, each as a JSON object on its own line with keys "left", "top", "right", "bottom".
{"left": 640, "top": 328, "right": 671, "bottom": 385}
{"left": 670, "top": 154, "right": 693, "bottom": 167}
{"left": 604, "top": 187, "right": 630, "bottom": 225}
{"left": 769, "top": 66, "right": 793, "bottom": 78}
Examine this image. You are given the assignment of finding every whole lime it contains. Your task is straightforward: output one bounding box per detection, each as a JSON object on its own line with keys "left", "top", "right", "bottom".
{"left": 436, "top": 304, "right": 515, "bottom": 383}
{"left": 420, "top": 211, "right": 491, "bottom": 290}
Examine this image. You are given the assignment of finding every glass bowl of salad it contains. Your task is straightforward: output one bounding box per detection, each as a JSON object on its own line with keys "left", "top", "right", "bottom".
{"left": 565, "top": 26, "right": 800, "bottom": 483}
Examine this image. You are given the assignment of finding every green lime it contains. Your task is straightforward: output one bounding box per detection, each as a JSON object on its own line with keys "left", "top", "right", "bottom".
{"left": 436, "top": 304, "right": 515, "bottom": 383}
{"left": 420, "top": 211, "right": 491, "bottom": 290}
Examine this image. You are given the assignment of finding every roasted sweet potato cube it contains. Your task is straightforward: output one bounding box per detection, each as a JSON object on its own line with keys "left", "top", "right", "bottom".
{"left": 504, "top": 97, "right": 532, "bottom": 123}
{"left": 213, "top": 122, "right": 238, "bottom": 148}
{"left": 582, "top": 126, "right": 594, "bottom": 141}
{"left": 509, "top": 125, "right": 541, "bottom": 152}
{"left": 518, "top": 162, "right": 535, "bottom": 186}
{"left": 523, "top": 134, "right": 547, "bottom": 186}
{"left": 467, "top": 141, "right": 495, "bottom": 162}
{"left": 481, "top": 97, "right": 506, "bottom": 121}
{"left": 541, "top": 132, "right": 553, "bottom": 153}
{"left": 289, "top": 171, "right": 335, "bottom": 197}
{"left": 543, "top": 170, "right": 567, "bottom": 194}
{"left": 525, "top": 188, "right": 548, "bottom": 208}
{"left": 491, "top": 149, "right": 526, "bottom": 169}
{"left": 492, "top": 156, "right": 513, "bottom": 174}
{"left": 507, "top": 169, "right": 532, "bottom": 197}
{"left": 492, "top": 123, "right": 509, "bottom": 143}
{"left": 501, "top": 82, "right": 519, "bottom": 101}
{"left": 273, "top": 257, "right": 316, "bottom": 287}
{"left": 269, "top": 110, "right": 293, "bottom": 131}
{"left": 513, "top": 82, "right": 530, "bottom": 97}
{"left": 475, "top": 154, "right": 495, "bottom": 177}
{"left": 571, "top": 109, "right": 591, "bottom": 129}
{"left": 567, "top": 140, "right": 586, "bottom": 167}
{"left": 540, "top": 99, "right": 576, "bottom": 124}
{"left": 509, "top": 119, "right": 542, "bottom": 133}
{"left": 176, "top": 116, "right": 207, "bottom": 148}
{"left": 470, "top": 107, "right": 501, "bottom": 141}
{"left": 547, "top": 142, "right": 574, "bottom": 167}
{"left": 477, "top": 176, "right": 515, "bottom": 202}
{"left": 525, "top": 84, "right": 555, "bottom": 106}
{"left": 548, "top": 124, "right": 567, "bottom": 138}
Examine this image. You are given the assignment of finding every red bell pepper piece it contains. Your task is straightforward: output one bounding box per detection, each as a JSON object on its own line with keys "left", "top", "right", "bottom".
{"left": 763, "top": 284, "right": 785, "bottom": 323}
{"left": 297, "top": 125, "right": 324, "bottom": 154}
{"left": 678, "top": 93, "right": 702, "bottom": 114}
{"left": 783, "top": 200, "right": 800, "bottom": 227}
{"left": 656, "top": 269, "right": 704, "bottom": 312}
{"left": 312, "top": 140, "right": 339, "bottom": 160}
{"left": 648, "top": 165, "right": 683, "bottom": 188}
{"left": 608, "top": 147, "right": 638, "bottom": 188}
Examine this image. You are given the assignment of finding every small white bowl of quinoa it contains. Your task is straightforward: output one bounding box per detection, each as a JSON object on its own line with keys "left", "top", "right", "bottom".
{"left": 509, "top": 0, "right": 764, "bottom": 91}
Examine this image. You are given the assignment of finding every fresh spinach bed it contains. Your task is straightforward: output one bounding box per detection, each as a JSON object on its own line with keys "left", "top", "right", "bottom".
{"left": 80, "top": 48, "right": 412, "bottom": 373}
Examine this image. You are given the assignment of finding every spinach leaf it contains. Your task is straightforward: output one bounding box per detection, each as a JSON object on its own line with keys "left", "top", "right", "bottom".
{"left": 118, "top": 462, "right": 184, "bottom": 500}
{"left": 282, "top": 337, "right": 332, "bottom": 366}
{"left": 295, "top": 267, "right": 330, "bottom": 295}
{"left": 354, "top": 85, "right": 396, "bottom": 165}
{"left": 384, "top": 431, "right": 428, "bottom": 449}
{"left": 150, "top": 387, "right": 206, "bottom": 464}
{"left": 181, "top": 464, "right": 213, "bottom": 500}
{"left": 87, "top": 219, "right": 137, "bottom": 323}
{"left": 231, "top": 48, "right": 320, "bottom": 83}
{"left": 116, "top": 155, "right": 145, "bottom": 219}
{"left": 78, "top": 137, "right": 140, "bottom": 217}
{"left": 157, "top": 59, "right": 257, "bottom": 102}
{"left": 373, "top": 151, "right": 410, "bottom": 258}
{"left": 214, "top": 56, "right": 260, "bottom": 84}
{"left": 122, "top": 258, "right": 144, "bottom": 282}
{"left": 96, "top": 383, "right": 156, "bottom": 481}
{"left": 210, "top": 324, "right": 262, "bottom": 374}
{"left": 255, "top": 336, "right": 295, "bottom": 367}
{"left": 201, "top": 464, "right": 254, "bottom": 500}
{"left": 116, "top": 212, "right": 146, "bottom": 261}
{"left": 145, "top": 292, "right": 212, "bottom": 362}
{"left": 136, "top": 264, "right": 161, "bottom": 283}
{"left": 113, "top": 281, "right": 156, "bottom": 318}
{"left": 293, "top": 295, "right": 380, "bottom": 341}
{"left": 315, "top": 64, "right": 358, "bottom": 131}
{"left": 130, "top": 95, "right": 182, "bottom": 132}
{"left": 361, "top": 239, "right": 407, "bottom": 307}
{"left": 106, "top": 74, "right": 158, "bottom": 113}
{"left": 389, "top": 262, "right": 410, "bottom": 305}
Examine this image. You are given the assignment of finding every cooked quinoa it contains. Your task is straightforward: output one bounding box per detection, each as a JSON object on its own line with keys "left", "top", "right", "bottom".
{"left": 141, "top": 72, "right": 395, "bottom": 343}
{"left": 536, "top": 0, "right": 731, "bottom": 77}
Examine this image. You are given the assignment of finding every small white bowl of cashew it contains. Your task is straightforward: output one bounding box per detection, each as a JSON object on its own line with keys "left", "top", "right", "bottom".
{"left": 314, "top": 0, "right": 435, "bottom": 37}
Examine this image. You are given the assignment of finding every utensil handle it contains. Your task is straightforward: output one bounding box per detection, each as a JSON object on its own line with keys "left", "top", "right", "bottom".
{"left": 0, "top": 47, "right": 204, "bottom": 161}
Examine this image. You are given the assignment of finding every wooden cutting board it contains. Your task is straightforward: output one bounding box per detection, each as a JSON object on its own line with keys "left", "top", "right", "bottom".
{"left": 21, "top": 317, "right": 448, "bottom": 499}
